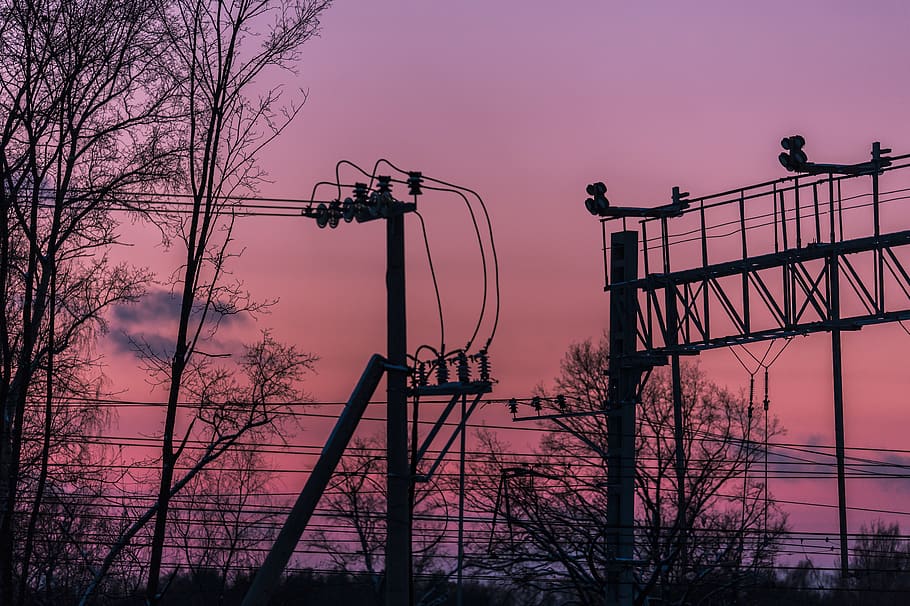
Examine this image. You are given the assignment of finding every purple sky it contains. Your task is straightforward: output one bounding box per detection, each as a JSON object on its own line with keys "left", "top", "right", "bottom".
{"left": 106, "top": 0, "right": 910, "bottom": 554}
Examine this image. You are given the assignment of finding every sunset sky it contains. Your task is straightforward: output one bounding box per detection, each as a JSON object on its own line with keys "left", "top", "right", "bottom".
{"left": 105, "top": 0, "right": 910, "bottom": 554}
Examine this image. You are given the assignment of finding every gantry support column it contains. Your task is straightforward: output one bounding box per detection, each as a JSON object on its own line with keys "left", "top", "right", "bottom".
{"left": 606, "top": 231, "right": 639, "bottom": 606}
{"left": 829, "top": 253, "right": 849, "bottom": 584}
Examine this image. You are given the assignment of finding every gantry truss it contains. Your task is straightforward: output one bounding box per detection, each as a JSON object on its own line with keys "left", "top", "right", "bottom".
{"left": 590, "top": 140, "right": 910, "bottom": 606}
{"left": 607, "top": 149, "right": 910, "bottom": 357}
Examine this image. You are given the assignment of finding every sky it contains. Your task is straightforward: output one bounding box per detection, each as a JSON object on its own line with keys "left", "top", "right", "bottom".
{"left": 104, "top": 0, "right": 910, "bottom": 561}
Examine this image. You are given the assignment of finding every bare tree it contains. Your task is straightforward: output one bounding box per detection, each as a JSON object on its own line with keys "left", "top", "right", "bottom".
{"left": 172, "top": 446, "right": 280, "bottom": 605}
{"left": 0, "top": 0, "right": 179, "bottom": 601}
{"left": 470, "top": 336, "right": 787, "bottom": 605}
{"left": 79, "top": 331, "right": 316, "bottom": 605}
{"left": 308, "top": 436, "right": 452, "bottom": 606}
{"left": 847, "top": 520, "right": 910, "bottom": 603}
{"left": 129, "top": 1, "right": 330, "bottom": 602}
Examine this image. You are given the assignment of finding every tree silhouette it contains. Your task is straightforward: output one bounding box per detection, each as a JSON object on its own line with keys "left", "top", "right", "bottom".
{"left": 470, "top": 335, "right": 787, "bottom": 605}
{"left": 0, "top": 0, "right": 180, "bottom": 600}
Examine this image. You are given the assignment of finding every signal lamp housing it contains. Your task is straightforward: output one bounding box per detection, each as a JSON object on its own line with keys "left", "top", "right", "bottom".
{"left": 584, "top": 181, "right": 610, "bottom": 215}
{"left": 779, "top": 135, "right": 809, "bottom": 172}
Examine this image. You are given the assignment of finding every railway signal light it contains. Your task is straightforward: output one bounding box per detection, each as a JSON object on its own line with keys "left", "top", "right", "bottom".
{"left": 779, "top": 135, "right": 809, "bottom": 172}
{"left": 585, "top": 181, "right": 610, "bottom": 215}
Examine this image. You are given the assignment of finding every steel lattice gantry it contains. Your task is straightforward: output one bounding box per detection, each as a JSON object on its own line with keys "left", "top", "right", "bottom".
{"left": 631, "top": 229, "right": 910, "bottom": 353}
{"left": 594, "top": 140, "right": 910, "bottom": 604}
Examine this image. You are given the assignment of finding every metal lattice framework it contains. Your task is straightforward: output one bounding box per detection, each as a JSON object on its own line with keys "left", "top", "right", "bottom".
{"left": 590, "top": 140, "right": 910, "bottom": 606}
{"left": 617, "top": 157, "right": 910, "bottom": 356}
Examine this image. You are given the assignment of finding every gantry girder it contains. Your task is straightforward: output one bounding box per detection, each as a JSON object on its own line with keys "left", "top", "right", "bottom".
{"left": 627, "top": 229, "right": 910, "bottom": 355}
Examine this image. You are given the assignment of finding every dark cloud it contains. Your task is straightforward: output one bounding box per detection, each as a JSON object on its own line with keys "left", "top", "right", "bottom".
{"left": 768, "top": 435, "right": 910, "bottom": 496}
{"left": 108, "top": 330, "right": 175, "bottom": 359}
{"left": 108, "top": 287, "right": 250, "bottom": 359}
{"left": 877, "top": 453, "right": 910, "bottom": 495}
{"left": 111, "top": 287, "right": 252, "bottom": 327}
{"left": 111, "top": 289, "right": 182, "bottom": 324}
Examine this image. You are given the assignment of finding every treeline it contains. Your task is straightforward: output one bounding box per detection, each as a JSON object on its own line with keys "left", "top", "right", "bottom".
{"left": 0, "top": 0, "right": 329, "bottom": 604}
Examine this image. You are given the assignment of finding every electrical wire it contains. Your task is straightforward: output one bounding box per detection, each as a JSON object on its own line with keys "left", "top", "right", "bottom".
{"left": 376, "top": 158, "right": 501, "bottom": 351}
{"left": 414, "top": 210, "right": 445, "bottom": 352}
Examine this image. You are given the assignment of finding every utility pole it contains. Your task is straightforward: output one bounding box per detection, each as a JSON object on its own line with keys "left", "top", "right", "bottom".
{"left": 301, "top": 175, "right": 419, "bottom": 606}
{"left": 385, "top": 198, "right": 410, "bottom": 606}
{"left": 241, "top": 355, "right": 387, "bottom": 606}
{"left": 584, "top": 137, "right": 902, "bottom": 599}
{"left": 584, "top": 181, "right": 684, "bottom": 606}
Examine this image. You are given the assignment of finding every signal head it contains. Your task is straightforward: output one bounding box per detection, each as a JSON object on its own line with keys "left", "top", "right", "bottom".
{"left": 779, "top": 135, "right": 809, "bottom": 172}
{"left": 584, "top": 182, "right": 610, "bottom": 215}
{"left": 586, "top": 182, "right": 607, "bottom": 196}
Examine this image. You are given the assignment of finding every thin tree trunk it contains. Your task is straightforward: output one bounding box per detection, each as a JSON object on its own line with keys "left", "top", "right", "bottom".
{"left": 19, "top": 261, "right": 54, "bottom": 604}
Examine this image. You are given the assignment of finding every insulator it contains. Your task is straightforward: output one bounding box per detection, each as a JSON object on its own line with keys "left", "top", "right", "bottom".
{"left": 418, "top": 362, "right": 428, "bottom": 387}
{"left": 315, "top": 202, "right": 328, "bottom": 228}
{"left": 376, "top": 175, "right": 392, "bottom": 194}
{"left": 456, "top": 351, "right": 470, "bottom": 383}
{"left": 748, "top": 374, "right": 755, "bottom": 418}
{"left": 531, "top": 396, "right": 541, "bottom": 412}
{"left": 353, "top": 182, "right": 369, "bottom": 203}
{"left": 367, "top": 191, "right": 382, "bottom": 217}
{"left": 508, "top": 398, "right": 518, "bottom": 415}
{"left": 435, "top": 355, "right": 449, "bottom": 384}
{"left": 407, "top": 171, "right": 423, "bottom": 196}
{"left": 477, "top": 349, "right": 491, "bottom": 382}
{"left": 556, "top": 394, "right": 567, "bottom": 411}
{"left": 342, "top": 197, "right": 356, "bottom": 222}
{"left": 763, "top": 367, "right": 770, "bottom": 411}
{"left": 328, "top": 200, "right": 341, "bottom": 228}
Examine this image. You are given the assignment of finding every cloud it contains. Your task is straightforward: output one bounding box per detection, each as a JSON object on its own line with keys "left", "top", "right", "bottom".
{"left": 108, "top": 287, "right": 252, "bottom": 358}
{"left": 108, "top": 330, "right": 175, "bottom": 359}
{"left": 110, "top": 289, "right": 182, "bottom": 324}
{"left": 876, "top": 453, "right": 910, "bottom": 495}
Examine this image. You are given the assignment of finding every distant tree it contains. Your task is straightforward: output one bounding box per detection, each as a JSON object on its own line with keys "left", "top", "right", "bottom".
{"left": 308, "top": 436, "right": 451, "bottom": 606}
{"left": 770, "top": 559, "right": 827, "bottom": 606}
{"left": 80, "top": 331, "right": 316, "bottom": 605}
{"left": 172, "top": 447, "right": 280, "bottom": 604}
{"left": 846, "top": 519, "right": 910, "bottom": 603}
{"left": 469, "top": 335, "right": 787, "bottom": 605}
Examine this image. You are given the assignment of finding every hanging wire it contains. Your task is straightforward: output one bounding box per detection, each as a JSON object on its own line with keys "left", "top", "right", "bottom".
{"left": 418, "top": 184, "right": 489, "bottom": 352}
{"left": 763, "top": 365, "right": 771, "bottom": 542}
{"left": 332, "top": 159, "right": 499, "bottom": 357}
{"left": 376, "top": 158, "right": 501, "bottom": 351}
{"left": 729, "top": 337, "right": 794, "bottom": 562}
{"left": 415, "top": 210, "right": 445, "bottom": 353}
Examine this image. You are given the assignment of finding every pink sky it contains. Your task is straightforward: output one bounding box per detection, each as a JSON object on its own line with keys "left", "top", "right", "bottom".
{"left": 105, "top": 0, "right": 910, "bottom": 560}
